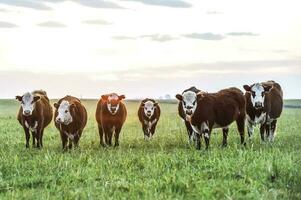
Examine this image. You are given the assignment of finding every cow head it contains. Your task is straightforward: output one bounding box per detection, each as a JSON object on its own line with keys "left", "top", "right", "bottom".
{"left": 54, "top": 100, "right": 74, "bottom": 125}
{"left": 142, "top": 100, "right": 158, "bottom": 118}
{"left": 176, "top": 91, "right": 197, "bottom": 117}
{"left": 16, "top": 92, "right": 40, "bottom": 116}
{"left": 102, "top": 93, "right": 125, "bottom": 115}
{"left": 243, "top": 83, "right": 272, "bottom": 109}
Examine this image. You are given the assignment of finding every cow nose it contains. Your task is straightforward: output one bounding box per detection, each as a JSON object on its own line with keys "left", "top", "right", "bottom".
{"left": 186, "top": 106, "right": 193, "bottom": 109}
{"left": 147, "top": 111, "right": 151, "bottom": 114}
{"left": 186, "top": 109, "right": 193, "bottom": 115}
{"left": 24, "top": 110, "right": 30, "bottom": 115}
{"left": 255, "top": 102, "right": 262, "bottom": 108}
{"left": 56, "top": 118, "right": 61, "bottom": 123}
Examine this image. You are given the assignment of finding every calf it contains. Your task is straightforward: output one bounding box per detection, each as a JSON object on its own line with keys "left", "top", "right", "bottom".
{"left": 175, "top": 86, "right": 202, "bottom": 144}
{"left": 95, "top": 93, "right": 127, "bottom": 147}
{"left": 243, "top": 81, "right": 283, "bottom": 142}
{"left": 190, "top": 87, "right": 246, "bottom": 150}
{"left": 16, "top": 90, "right": 53, "bottom": 148}
{"left": 138, "top": 98, "right": 161, "bottom": 140}
{"left": 54, "top": 96, "right": 87, "bottom": 150}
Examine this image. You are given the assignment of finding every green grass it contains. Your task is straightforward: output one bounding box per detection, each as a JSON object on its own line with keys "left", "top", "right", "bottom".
{"left": 0, "top": 100, "right": 300, "bottom": 200}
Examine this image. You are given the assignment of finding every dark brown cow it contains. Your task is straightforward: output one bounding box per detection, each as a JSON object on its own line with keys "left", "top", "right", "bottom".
{"left": 138, "top": 98, "right": 161, "bottom": 140}
{"left": 243, "top": 80, "right": 283, "bottom": 142}
{"left": 190, "top": 87, "right": 246, "bottom": 150}
{"left": 95, "top": 93, "right": 127, "bottom": 147}
{"left": 16, "top": 90, "right": 53, "bottom": 148}
{"left": 54, "top": 96, "right": 87, "bottom": 150}
{"left": 175, "top": 86, "right": 202, "bottom": 144}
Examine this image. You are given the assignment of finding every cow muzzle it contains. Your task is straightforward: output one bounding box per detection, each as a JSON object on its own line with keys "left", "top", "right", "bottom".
{"left": 254, "top": 102, "right": 263, "bottom": 109}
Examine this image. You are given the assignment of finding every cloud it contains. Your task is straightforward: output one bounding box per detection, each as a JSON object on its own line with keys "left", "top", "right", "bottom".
{"left": 37, "top": 21, "right": 66, "bottom": 28}
{"left": 183, "top": 32, "right": 225, "bottom": 40}
{"left": 0, "top": 21, "right": 18, "bottom": 28}
{"left": 206, "top": 11, "right": 222, "bottom": 15}
{"left": 0, "top": 0, "right": 52, "bottom": 10}
{"left": 75, "top": 0, "right": 124, "bottom": 9}
{"left": 140, "top": 34, "right": 177, "bottom": 42}
{"left": 82, "top": 19, "right": 112, "bottom": 25}
{"left": 112, "top": 36, "right": 136, "bottom": 40}
{"left": 227, "top": 32, "right": 259, "bottom": 36}
{"left": 122, "top": 0, "right": 192, "bottom": 8}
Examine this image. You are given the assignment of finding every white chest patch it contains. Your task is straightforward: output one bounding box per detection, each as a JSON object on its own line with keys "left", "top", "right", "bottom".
{"left": 254, "top": 112, "right": 266, "bottom": 125}
{"left": 25, "top": 121, "right": 38, "bottom": 132}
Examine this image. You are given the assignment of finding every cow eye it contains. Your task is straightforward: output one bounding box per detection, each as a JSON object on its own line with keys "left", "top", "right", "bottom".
{"left": 261, "top": 92, "right": 264, "bottom": 97}
{"left": 183, "top": 102, "right": 186, "bottom": 106}
{"left": 251, "top": 91, "right": 255, "bottom": 97}
{"left": 65, "top": 110, "right": 68, "bottom": 113}
{"left": 193, "top": 100, "right": 196, "bottom": 105}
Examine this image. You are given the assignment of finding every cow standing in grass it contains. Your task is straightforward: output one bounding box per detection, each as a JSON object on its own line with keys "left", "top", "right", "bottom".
{"left": 96, "top": 93, "right": 127, "bottom": 147}
{"left": 138, "top": 98, "right": 161, "bottom": 140}
{"left": 54, "top": 96, "right": 87, "bottom": 150}
{"left": 190, "top": 87, "right": 246, "bottom": 150}
{"left": 16, "top": 90, "right": 53, "bottom": 148}
{"left": 176, "top": 86, "right": 203, "bottom": 144}
{"left": 243, "top": 81, "right": 283, "bottom": 142}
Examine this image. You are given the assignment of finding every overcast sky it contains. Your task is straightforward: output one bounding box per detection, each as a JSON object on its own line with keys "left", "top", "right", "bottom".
{"left": 0, "top": 0, "right": 300, "bottom": 99}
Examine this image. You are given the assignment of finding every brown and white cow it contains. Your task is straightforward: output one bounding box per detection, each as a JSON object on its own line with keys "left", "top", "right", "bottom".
{"left": 243, "top": 80, "right": 283, "bottom": 142}
{"left": 16, "top": 90, "right": 53, "bottom": 148}
{"left": 138, "top": 98, "right": 161, "bottom": 140}
{"left": 175, "top": 86, "right": 202, "bottom": 144}
{"left": 95, "top": 93, "right": 127, "bottom": 147}
{"left": 54, "top": 96, "right": 87, "bottom": 150}
{"left": 190, "top": 87, "right": 246, "bottom": 150}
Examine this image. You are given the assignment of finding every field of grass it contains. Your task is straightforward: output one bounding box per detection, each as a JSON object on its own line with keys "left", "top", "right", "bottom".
{"left": 0, "top": 99, "right": 300, "bottom": 199}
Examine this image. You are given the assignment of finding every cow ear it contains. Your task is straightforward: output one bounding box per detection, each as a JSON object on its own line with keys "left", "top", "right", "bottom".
{"left": 101, "top": 95, "right": 108, "bottom": 101}
{"left": 197, "top": 92, "right": 204, "bottom": 100}
{"left": 264, "top": 85, "right": 272, "bottom": 92}
{"left": 15, "top": 96, "right": 22, "bottom": 102}
{"left": 53, "top": 102, "right": 59, "bottom": 109}
{"left": 243, "top": 85, "right": 251, "bottom": 92}
{"left": 154, "top": 102, "right": 158, "bottom": 107}
{"left": 33, "top": 96, "right": 40, "bottom": 102}
{"left": 175, "top": 94, "right": 183, "bottom": 101}
{"left": 119, "top": 95, "right": 125, "bottom": 100}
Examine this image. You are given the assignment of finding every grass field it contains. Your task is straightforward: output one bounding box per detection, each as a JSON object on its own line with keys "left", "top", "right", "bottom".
{"left": 0, "top": 99, "right": 300, "bottom": 199}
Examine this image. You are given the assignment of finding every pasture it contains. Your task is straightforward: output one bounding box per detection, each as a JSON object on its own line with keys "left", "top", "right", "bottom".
{"left": 0, "top": 99, "right": 300, "bottom": 199}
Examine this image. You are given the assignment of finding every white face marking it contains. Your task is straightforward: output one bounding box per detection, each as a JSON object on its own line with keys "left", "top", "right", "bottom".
{"left": 182, "top": 91, "right": 197, "bottom": 116}
{"left": 20, "top": 92, "right": 35, "bottom": 116}
{"left": 56, "top": 100, "right": 73, "bottom": 125}
{"left": 250, "top": 83, "right": 265, "bottom": 108}
{"left": 143, "top": 101, "right": 156, "bottom": 118}
{"left": 107, "top": 94, "right": 120, "bottom": 115}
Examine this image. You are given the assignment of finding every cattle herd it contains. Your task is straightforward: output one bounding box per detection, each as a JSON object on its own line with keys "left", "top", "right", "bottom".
{"left": 15, "top": 80, "right": 283, "bottom": 150}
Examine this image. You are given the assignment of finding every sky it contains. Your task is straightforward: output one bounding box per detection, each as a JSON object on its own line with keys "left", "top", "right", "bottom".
{"left": 0, "top": 0, "right": 300, "bottom": 99}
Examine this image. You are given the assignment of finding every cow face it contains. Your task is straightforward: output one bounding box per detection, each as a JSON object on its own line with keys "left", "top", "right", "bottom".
{"left": 176, "top": 91, "right": 197, "bottom": 116}
{"left": 243, "top": 83, "right": 272, "bottom": 109}
{"left": 16, "top": 92, "right": 40, "bottom": 116}
{"left": 142, "top": 100, "right": 158, "bottom": 118}
{"left": 102, "top": 94, "right": 125, "bottom": 115}
{"left": 54, "top": 100, "right": 74, "bottom": 125}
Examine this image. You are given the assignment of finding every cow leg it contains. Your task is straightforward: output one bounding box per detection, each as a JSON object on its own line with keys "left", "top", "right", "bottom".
{"left": 31, "top": 131, "right": 36, "bottom": 147}
{"left": 246, "top": 119, "right": 254, "bottom": 138}
{"left": 236, "top": 115, "right": 246, "bottom": 145}
{"left": 195, "top": 133, "right": 201, "bottom": 150}
{"left": 40, "top": 129, "right": 44, "bottom": 147}
{"left": 185, "top": 121, "right": 193, "bottom": 144}
{"left": 74, "top": 130, "right": 82, "bottom": 148}
{"left": 265, "top": 123, "right": 271, "bottom": 141}
{"left": 114, "top": 127, "right": 122, "bottom": 147}
{"left": 269, "top": 120, "right": 277, "bottom": 142}
{"left": 23, "top": 127, "right": 30, "bottom": 148}
{"left": 103, "top": 126, "right": 112, "bottom": 146}
{"left": 98, "top": 125, "right": 106, "bottom": 147}
{"left": 60, "top": 132, "right": 68, "bottom": 150}
{"left": 260, "top": 123, "right": 265, "bottom": 141}
{"left": 204, "top": 132, "right": 210, "bottom": 150}
{"left": 36, "top": 129, "right": 41, "bottom": 148}
{"left": 222, "top": 127, "right": 229, "bottom": 147}
{"left": 68, "top": 139, "right": 73, "bottom": 149}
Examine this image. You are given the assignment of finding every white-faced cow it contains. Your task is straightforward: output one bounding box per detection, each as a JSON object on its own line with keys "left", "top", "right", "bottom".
{"left": 96, "top": 93, "right": 127, "bottom": 147}
{"left": 138, "top": 98, "right": 161, "bottom": 140}
{"left": 175, "top": 86, "right": 202, "bottom": 144}
{"left": 243, "top": 81, "right": 283, "bottom": 142}
{"left": 16, "top": 90, "right": 53, "bottom": 148}
{"left": 54, "top": 96, "right": 87, "bottom": 150}
{"left": 190, "top": 87, "right": 246, "bottom": 150}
